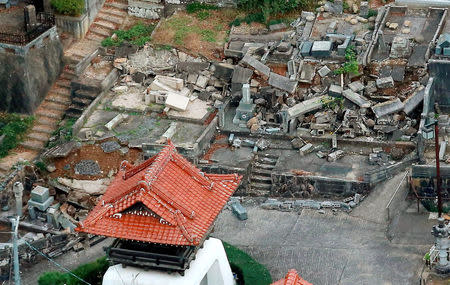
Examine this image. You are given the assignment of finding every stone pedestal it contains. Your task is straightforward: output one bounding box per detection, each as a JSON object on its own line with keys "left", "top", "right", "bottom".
{"left": 233, "top": 84, "right": 255, "bottom": 126}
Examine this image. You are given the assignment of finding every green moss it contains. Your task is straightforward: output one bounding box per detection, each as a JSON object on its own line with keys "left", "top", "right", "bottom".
{"left": 0, "top": 113, "right": 34, "bottom": 158}
{"left": 223, "top": 242, "right": 272, "bottom": 285}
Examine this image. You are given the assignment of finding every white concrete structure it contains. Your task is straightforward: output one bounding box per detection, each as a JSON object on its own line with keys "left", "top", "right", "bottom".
{"left": 102, "top": 238, "right": 234, "bottom": 285}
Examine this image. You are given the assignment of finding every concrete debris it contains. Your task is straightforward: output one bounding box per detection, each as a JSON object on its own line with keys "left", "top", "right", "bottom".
{"left": 268, "top": 72, "right": 297, "bottom": 94}
{"left": 165, "top": 92, "right": 190, "bottom": 111}
{"left": 371, "top": 98, "right": 404, "bottom": 118}
{"left": 342, "top": 89, "right": 371, "bottom": 108}
{"left": 105, "top": 114, "right": 129, "bottom": 131}
{"left": 376, "top": 76, "right": 394, "bottom": 89}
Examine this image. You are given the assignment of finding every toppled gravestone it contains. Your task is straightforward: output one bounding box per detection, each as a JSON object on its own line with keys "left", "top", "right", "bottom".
{"left": 230, "top": 201, "right": 248, "bottom": 220}
{"left": 101, "top": 141, "right": 121, "bottom": 153}
{"left": 75, "top": 160, "right": 101, "bottom": 176}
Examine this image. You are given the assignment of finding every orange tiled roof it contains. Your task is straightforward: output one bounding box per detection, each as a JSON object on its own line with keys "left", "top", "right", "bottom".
{"left": 75, "top": 141, "right": 242, "bottom": 246}
{"left": 271, "top": 269, "right": 312, "bottom": 285}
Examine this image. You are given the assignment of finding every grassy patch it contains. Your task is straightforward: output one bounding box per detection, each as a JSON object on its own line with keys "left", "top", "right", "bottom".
{"left": 47, "top": 118, "right": 76, "bottom": 148}
{"left": 38, "top": 257, "right": 109, "bottom": 285}
{"left": 0, "top": 113, "right": 34, "bottom": 158}
{"left": 201, "top": 29, "right": 217, "bottom": 42}
{"left": 224, "top": 242, "right": 272, "bottom": 285}
{"left": 101, "top": 23, "right": 155, "bottom": 47}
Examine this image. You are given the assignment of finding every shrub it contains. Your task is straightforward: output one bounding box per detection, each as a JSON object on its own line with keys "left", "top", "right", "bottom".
{"left": 196, "top": 10, "right": 211, "bottom": 20}
{"left": 39, "top": 257, "right": 109, "bottom": 285}
{"left": 0, "top": 113, "right": 34, "bottom": 158}
{"left": 223, "top": 242, "right": 272, "bottom": 285}
{"left": 367, "top": 9, "right": 378, "bottom": 18}
{"left": 186, "top": 2, "right": 219, "bottom": 13}
{"left": 50, "top": 0, "right": 84, "bottom": 17}
{"left": 334, "top": 46, "right": 359, "bottom": 76}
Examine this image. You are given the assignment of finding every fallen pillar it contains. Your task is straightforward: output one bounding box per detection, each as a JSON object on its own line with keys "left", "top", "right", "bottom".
{"left": 269, "top": 72, "right": 297, "bottom": 94}
{"left": 287, "top": 95, "right": 328, "bottom": 119}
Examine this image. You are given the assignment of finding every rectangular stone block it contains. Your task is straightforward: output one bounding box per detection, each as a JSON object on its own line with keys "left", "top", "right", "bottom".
{"left": 28, "top": 196, "right": 54, "bottom": 212}
{"left": 311, "top": 41, "right": 332, "bottom": 58}
{"left": 31, "top": 186, "right": 49, "bottom": 204}
{"left": 165, "top": 92, "right": 189, "bottom": 111}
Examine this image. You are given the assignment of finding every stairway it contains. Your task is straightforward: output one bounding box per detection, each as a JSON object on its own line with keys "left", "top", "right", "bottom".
{"left": 20, "top": 67, "right": 76, "bottom": 151}
{"left": 249, "top": 153, "right": 279, "bottom": 196}
{"left": 64, "top": 0, "right": 128, "bottom": 63}
{"left": 66, "top": 84, "right": 101, "bottom": 119}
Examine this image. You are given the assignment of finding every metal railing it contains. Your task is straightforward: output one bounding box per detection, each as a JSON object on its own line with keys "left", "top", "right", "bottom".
{"left": 0, "top": 12, "right": 55, "bottom": 46}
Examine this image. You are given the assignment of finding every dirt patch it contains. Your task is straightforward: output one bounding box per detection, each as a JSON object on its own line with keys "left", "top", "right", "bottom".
{"left": 202, "top": 143, "right": 229, "bottom": 161}
{"left": 48, "top": 144, "right": 141, "bottom": 180}
{"left": 152, "top": 9, "right": 238, "bottom": 60}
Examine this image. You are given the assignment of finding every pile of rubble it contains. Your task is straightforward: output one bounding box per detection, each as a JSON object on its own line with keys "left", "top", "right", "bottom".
{"left": 112, "top": 45, "right": 231, "bottom": 115}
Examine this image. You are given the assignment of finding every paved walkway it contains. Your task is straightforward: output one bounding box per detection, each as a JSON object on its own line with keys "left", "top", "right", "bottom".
{"left": 212, "top": 174, "right": 434, "bottom": 284}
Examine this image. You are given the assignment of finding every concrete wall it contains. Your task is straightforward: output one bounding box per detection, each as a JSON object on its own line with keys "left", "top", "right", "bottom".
{"left": 54, "top": 0, "right": 105, "bottom": 38}
{"left": 0, "top": 29, "right": 63, "bottom": 114}
{"left": 55, "top": 13, "right": 90, "bottom": 39}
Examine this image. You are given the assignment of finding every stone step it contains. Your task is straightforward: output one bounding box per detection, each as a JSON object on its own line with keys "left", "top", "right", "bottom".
{"left": 52, "top": 87, "right": 70, "bottom": 97}
{"left": 35, "top": 109, "right": 64, "bottom": 120}
{"left": 97, "top": 11, "right": 124, "bottom": 25}
{"left": 102, "top": 7, "right": 128, "bottom": 18}
{"left": 74, "top": 89, "right": 97, "bottom": 100}
{"left": 104, "top": 1, "right": 128, "bottom": 10}
{"left": 90, "top": 26, "right": 111, "bottom": 37}
{"left": 250, "top": 175, "right": 272, "bottom": 184}
{"left": 250, "top": 183, "right": 272, "bottom": 190}
{"left": 36, "top": 116, "right": 59, "bottom": 128}
{"left": 27, "top": 132, "right": 51, "bottom": 142}
{"left": 85, "top": 33, "right": 104, "bottom": 43}
{"left": 260, "top": 153, "right": 279, "bottom": 159}
{"left": 60, "top": 71, "right": 76, "bottom": 81}
{"left": 65, "top": 111, "right": 81, "bottom": 120}
{"left": 41, "top": 100, "right": 69, "bottom": 112}
{"left": 257, "top": 157, "right": 278, "bottom": 165}
{"left": 252, "top": 168, "right": 272, "bottom": 177}
{"left": 93, "top": 20, "right": 116, "bottom": 30}
{"left": 31, "top": 124, "right": 54, "bottom": 135}
{"left": 68, "top": 104, "right": 85, "bottom": 114}
{"left": 253, "top": 163, "right": 275, "bottom": 170}
{"left": 46, "top": 94, "right": 71, "bottom": 105}
{"left": 55, "top": 80, "right": 71, "bottom": 89}
{"left": 72, "top": 96, "right": 93, "bottom": 106}
{"left": 20, "top": 139, "right": 45, "bottom": 151}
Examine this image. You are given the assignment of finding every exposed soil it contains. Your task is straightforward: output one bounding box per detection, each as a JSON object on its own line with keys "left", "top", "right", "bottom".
{"left": 48, "top": 144, "right": 141, "bottom": 180}
{"left": 152, "top": 10, "right": 238, "bottom": 60}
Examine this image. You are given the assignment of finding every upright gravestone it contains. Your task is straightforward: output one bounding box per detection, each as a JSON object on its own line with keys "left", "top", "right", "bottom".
{"left": 359, "top": 2, "right": 369, "bottom": 18}
{"left": 24, "top": 5, "right": 37, "bottom": 31}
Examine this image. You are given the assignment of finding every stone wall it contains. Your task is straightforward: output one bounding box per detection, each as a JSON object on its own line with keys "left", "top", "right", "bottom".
{"left": 0, "top": 29, "right": 63, "bottom": 114}
{"left": 55, "top": 13, "right": 90, "bottom": 39}
{"left": 271, "top": 173, "right": 369, "bottom": 198}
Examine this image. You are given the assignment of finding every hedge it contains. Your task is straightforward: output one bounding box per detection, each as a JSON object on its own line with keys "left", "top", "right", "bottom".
{"left": 38, "top": 257, "right": 109, "bottom": 285}
{"left": 224, "top": 242, "right": 272, "bottom": 285}
{"left": 50, "top": 0, "right": 85, "bottom": 17}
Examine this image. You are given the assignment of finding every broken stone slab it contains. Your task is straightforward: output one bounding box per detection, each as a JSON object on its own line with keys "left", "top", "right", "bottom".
{"left": 105, "top": 114, "right": 129, "bottom": 131}
{"left": 371, "top": 98, "right": 404, "bottom": 118}
{"left": 232, "top": 66, "right": 253, "bottom": 84}
{"left": 329, "top": 84, "right": 343, "bottom": 97}
{"left": 318, "top": 65, "right": 331, "bottom": 77}
{"left": 176, "top": 62, "right": 210, "bottom": 73}
{"left": 403, "top": 88, "right": 424, "bottom": 114}
{"left": 241, "top": 54, "right": 270, "bottom": 78}
{"left": 165, "top": 92, "right": 189, "bottom": 111}
{"left": 311, "top": 41, "right": 332, "bottom": 58}
{"left": 213, "top": 63, "right": 234, "bottom": 82}
{"left": 376, "top": 76, "right": 394, "bottom": 89}
{"left": 287, "top": 95, "right": 328, "bottom": 119}
{"left": 42, "top": 141, "right": 81, "bottom": 159}
{"left": 391, "top": 65, "right": 405, "bottom": 82}
{"left": 348, "top": 81, "right": 364, "bottom": 93}
{"left": 57, "top": 177, "right": 110, "bottom": 195}
{"left": 154, "top": 75, "right": 183, "bottom": 91}
{"left": 342, "top": 89, "right": 371, "bottom": 108}
{"left": 196, "top": 75, "right": 209, "bottom": 89}
{"left": 327, "top": 150, "right": 344, "bottom": 162}
{"left": 269, "top": 72, "right": 297, "bottom": 94}
{"left": 300, "top": 143, "right": 314, "bottom": 156}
